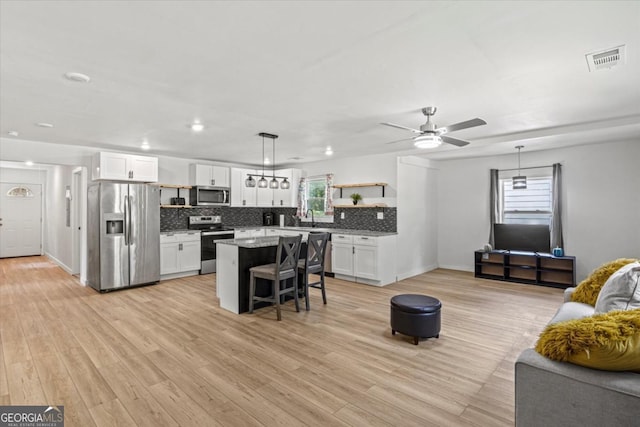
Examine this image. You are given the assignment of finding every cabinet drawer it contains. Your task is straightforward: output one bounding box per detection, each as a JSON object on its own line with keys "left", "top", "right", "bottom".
{"left": 353, "top": 235, "right": 377, "bottom": 246}
{"left": 161, "top": 232, "right": 200, "bottom": 243}
{"left": 160, "top": 234, "right": 179, "bottom": 243}
{"left": 332, "top": 234, "right": 353, "bottom": 244}
{"left": 179, "top": 232, "right": 201, "bottom": 242}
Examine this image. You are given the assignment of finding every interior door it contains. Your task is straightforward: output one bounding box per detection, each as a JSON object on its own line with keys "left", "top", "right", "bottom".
{"left": 0, "top": 183, "right": 42, "bottom": 258}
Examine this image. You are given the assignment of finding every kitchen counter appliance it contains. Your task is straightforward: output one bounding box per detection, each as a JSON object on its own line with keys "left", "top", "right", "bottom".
{"left": 87, "top": 182, "right": 160, "bottom": 291}
{"left": 188, "top": 215, "right": 235, "bottom": 274}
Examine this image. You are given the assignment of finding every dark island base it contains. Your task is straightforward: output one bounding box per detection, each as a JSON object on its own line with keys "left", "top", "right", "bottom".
{"left": 237, "top": 244, "right": 307, "bottom": 314}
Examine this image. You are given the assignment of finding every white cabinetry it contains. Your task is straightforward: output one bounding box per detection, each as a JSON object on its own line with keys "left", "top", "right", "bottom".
{"left": 92, "top": 152, "right": 158, "bottom": 182}
{"left": 272, "top": 168, "right": 301, "bottom": 207}
{"left": 230, "top": 168, "right": 301, "bottom": 207}
{"left": 231, "top": 168, "right": 258, "bottom": 207}
{"left": 190, "top": 164, "right": 230, "bottom": 187}
{"left": 160, "top": 232, "right": 201, "bottom": 278}
{"left": 265, "top": 228, "right": 308, "bottom": 240}
{"left": 331, "top": 233, "right": 396, "bottom": 286}
{"left": 234, "top": 228, "right": 266, "bottom": 239}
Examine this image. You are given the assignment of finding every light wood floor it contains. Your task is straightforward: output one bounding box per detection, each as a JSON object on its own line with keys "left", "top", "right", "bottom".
{"left": 0, "top": 256, "right": 563, "bottom": 426}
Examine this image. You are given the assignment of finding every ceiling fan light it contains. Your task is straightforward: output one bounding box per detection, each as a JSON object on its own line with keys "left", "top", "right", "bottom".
{"left": 413, "top": 134, "right": 442, "bottom": 149}
{"left": 513, "top": 176, "right": 527, "bottom": 189}
{"left": 245, "top": 175, "right": 256, "bottom": 187}
{"left": 280, "top": 178, "right": 290, "bottom": 189}
{"left": 258, "top": 176, "right": 268, "bottom": 188}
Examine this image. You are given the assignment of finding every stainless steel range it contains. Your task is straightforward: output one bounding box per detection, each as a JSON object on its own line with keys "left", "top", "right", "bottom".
{"left": 188, "top": 216, "right": 235, "bottom": 274}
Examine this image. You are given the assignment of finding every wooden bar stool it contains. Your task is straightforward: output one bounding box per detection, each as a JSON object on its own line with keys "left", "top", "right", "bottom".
{"left": 248, "top": 235, "right": 303, "bottom": 321}
{"left": 298, "top": 232, "right": 330, "bottom": 311}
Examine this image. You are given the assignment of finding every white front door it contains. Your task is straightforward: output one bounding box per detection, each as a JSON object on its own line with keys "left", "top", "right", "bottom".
{"left": 0, "top": 183, "right": 42, "bottom": 257}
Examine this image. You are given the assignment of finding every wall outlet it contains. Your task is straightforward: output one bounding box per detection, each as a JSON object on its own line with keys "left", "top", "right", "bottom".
{"left": 340, "top": 212, "right": 345, "bottom": 219}
{"left": 377, "top": 212, "right": 384, "bottom": 220}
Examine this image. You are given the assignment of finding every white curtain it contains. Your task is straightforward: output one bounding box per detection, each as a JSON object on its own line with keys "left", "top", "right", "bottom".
{"left": 489, "top": 169, "right": 500, "bottom": 247}
{"left": 296, "top": 177, "right": 307, "bottom": 217}
{"left": 324, "top": 173, "right": 334, "bottom": 215}
{"left": 550, "top": 163, "right": 564, "bottom": 249}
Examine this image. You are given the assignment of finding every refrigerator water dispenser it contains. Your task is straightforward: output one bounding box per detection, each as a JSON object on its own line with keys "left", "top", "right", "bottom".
{"left": 106, "top": 220, "right": 124, "bottom": 234}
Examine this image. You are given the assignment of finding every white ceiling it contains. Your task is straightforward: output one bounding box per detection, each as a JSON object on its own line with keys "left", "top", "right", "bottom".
{"left": 1, "top": 1, "right": 639, "bottom": 167}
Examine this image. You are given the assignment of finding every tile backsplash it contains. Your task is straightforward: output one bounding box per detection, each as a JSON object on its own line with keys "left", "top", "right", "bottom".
{"left": 160, "top": 206, "right": 396, "bottom": 233}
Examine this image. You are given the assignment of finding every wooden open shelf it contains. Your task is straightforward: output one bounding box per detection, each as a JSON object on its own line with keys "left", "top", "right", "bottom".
{"left": 334, "top": 203, "right": 388, "bottom": 208}
{"left": 333, "top": 182, "right": 388, "bottom": 198}
{"left": 333, "top": 182, "right": 387, "bottom": 189}
{"left": 156, "top": 184, "right": 192, "bottom": 208}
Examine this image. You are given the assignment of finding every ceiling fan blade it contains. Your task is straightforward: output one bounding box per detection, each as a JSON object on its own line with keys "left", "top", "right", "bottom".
{"left": 380, "top": 122, "right": 422, "bottom": 133}
{"left": 437, "top": 118, "right": 486, "bottom": 134}
{"left": 385, "top": 137, "right": 415, "bottom": 145}
{"left": 441, "top": 135, "right": 470, "bottom": 147}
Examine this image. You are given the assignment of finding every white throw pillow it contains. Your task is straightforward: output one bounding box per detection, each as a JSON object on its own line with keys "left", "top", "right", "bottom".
{"left": 594, "top": 262, "right": 640, "bottom": 313}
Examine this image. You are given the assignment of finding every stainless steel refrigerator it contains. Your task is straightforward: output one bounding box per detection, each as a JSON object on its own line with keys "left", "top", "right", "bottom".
{"left": 87, "top": 182, "right": 160, "bottom": 291}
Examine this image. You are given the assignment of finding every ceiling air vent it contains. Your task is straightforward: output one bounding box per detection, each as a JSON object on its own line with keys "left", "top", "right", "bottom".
{"left": 585, "top": 45, "right": 626, "bottom": 72}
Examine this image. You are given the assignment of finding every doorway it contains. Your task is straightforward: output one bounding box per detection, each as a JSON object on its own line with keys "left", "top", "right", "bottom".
{"left": 0, "top": 182, "right": 43, "bottom": 257}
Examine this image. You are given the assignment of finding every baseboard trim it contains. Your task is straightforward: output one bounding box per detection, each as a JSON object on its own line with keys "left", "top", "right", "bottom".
{"left": 45, "top": 252, "right": 72, "bottom": 274}
{"left": 396, "top": 264, "right": 439, "bottom": 281}
{"left": 438, "top": 264, "right": 474, "bottom": 273}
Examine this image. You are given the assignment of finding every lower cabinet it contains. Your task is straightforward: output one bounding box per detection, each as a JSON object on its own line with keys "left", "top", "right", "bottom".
{"left": 265, "top": 228, "right": 308, "bottom": 240}
{"left": 331, "top": 234, "right": 396, "bottom": 286}
{"left": 160, "top": 232, "right": 201, "bottom": 278}
{"left": 234, "top": 228, "right": 266, "bottom": 239}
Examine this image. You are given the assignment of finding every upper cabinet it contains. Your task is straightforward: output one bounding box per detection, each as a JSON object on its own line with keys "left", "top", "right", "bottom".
{"left": 189, "top": 164, "right": 230, "bottom": 187}
{"left": 92, "top": 152, "right": 158, "bottom": 182}
{"left": 230, "top": 167, "right": 300, "bottom": 207}
{"left": 230, "top": 168, "right": 258, "bottom": 207}
{"left": 273, "top": 168, "right": 301, "bottom": 207}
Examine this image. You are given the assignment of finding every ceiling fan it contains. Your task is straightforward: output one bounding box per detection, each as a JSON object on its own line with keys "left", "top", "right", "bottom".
{"left": 381, "top": 107, "right": 486, "bottom": 148}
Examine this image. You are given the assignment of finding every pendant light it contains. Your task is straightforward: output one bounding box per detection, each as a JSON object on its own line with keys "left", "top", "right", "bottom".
{"left": 269, "top": 136, "right": 279, "bottom": 189}
{"left": 245, "top": 132, "right": 289, "bottom": 188}
{"left": 257, "top": 133, "right": 268, "bottom": 188}
{"left": 513, "top": 145, "right": 527, "bottom": 190}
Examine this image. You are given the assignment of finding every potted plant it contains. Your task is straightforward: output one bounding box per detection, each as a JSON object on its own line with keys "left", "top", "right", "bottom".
{"left": 350, "top": 193, "right": 362, "bottom": 205}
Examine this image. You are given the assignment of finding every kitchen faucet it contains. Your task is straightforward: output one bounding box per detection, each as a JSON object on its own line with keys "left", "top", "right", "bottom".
{"left": 305, "top": 209, "right": 316, "bottom": 228}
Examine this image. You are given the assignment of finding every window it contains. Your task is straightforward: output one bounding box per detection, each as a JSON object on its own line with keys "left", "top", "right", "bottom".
{"left": 300, "top": 174, "right": 334, "bottom": 222}
{"left": 501, "top": 176, "right": 552, "bottom": 225}
{"left": 307, "top": 177, "right": 327, "bottom": 216}
{"left": 7, "top": 186, "right": 34, "bottom": 197}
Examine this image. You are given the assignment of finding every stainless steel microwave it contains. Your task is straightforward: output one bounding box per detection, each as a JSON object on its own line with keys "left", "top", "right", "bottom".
{"left": 189, "top": 186, "right": 230, "bottom": 206}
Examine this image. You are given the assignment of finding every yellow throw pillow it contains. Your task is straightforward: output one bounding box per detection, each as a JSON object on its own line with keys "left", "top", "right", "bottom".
{"left": 571, "top": 258, "right": 638, "bottom": 306}
{"left": 535, "top": 309, "right": 640, "bottom": 372}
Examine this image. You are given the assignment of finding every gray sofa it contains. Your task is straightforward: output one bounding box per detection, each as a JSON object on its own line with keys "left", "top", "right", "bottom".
{"left": 515, "top": 288, "right": 640, "bottom": 427}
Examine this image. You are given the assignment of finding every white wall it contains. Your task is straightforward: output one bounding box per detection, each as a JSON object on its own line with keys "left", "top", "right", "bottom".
{"left": 396, "top": 156, "right": 438, "bottom": 280}
{"left": 43, "top": 165, "right": 76, "bottom": 272}
{"left": 436, "top": 139, "right": 640, "bottom": 281}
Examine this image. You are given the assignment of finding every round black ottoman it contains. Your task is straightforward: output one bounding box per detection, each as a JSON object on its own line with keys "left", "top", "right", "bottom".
{"left": 390, "top": 294, "right": 441, "bottom": 345}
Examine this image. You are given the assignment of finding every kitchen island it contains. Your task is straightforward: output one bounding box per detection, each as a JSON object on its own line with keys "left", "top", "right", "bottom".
{"left": 216, "top": 236, "right": 307, "bottom": 314}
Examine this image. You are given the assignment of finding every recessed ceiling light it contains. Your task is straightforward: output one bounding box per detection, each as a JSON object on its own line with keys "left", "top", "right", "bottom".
{"left": 64, "top": 72, "right": 91, "bottom": 83}
{"left": 35, "top": 122, "right": 54, "bottom": 128}
{"left": 25, "top": 161, "right": 34, "bottom": 166}
{"left": 264, "top": 157, "right": 270, "bottom": 165}
{"left": 190, "top": 121, "right": 204, "bottom": 132}
{"left": 141, "top": 140, "right": 150, "bottom": 150}
{"left": 325, "top": 146, "right": 334, "bottom": 156}
{"left": 8, "top": 131, "right": 19, "bottom": 137}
